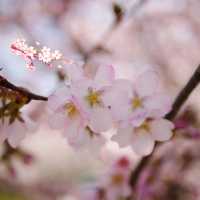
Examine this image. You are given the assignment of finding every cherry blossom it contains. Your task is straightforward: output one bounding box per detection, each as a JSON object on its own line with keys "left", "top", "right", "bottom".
{"left": 10, "top": 38, "right": 71, "bottom": 70}
{"left": 11, "top": 38, "right": 37, "bottom": 69}
{"left": 104, "top": 70, "right": 171, "bottom": 127}
{"left": 113, "top": 118, "right": 174, "bottom": 156}
{"left": 71, "top": 65, "right": 115, "bottom": 133}
{"left": 38, "top": 46, "right": 62, "bottom": 64}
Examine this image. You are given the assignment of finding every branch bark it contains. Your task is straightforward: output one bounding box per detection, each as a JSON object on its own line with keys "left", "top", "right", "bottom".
{"left": 0, "top": 75, "right": 48, "bottom": 102}
{"left": 129, "top": 64, "right": 200, "bottom": 188}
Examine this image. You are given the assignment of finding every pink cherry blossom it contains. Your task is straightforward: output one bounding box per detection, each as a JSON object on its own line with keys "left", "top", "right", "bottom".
{"left": 11, "top": 38, "right": 37, "bottom": 69}
{"left": 72, "top": 65, "right": 115, "bottom": 133}
{"left": 104, "top": 70, "right": 172, "bottom": 127}
{"left": 113, "top": 118, "right": 174, "bottom": 156}
{"left": 10, "top": 38, "right": 72, "bottom": 70}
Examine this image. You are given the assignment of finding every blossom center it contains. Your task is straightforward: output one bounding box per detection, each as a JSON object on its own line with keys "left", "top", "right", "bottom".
{"left": 132, "top": 97, "right": 142, "bottom": 109}
{"left": 65, "top": 102, "right": 78, "bottom": 118}
{"left": 111, "top": 174, "right": 124, "bottom": 185}
{"left": 86, "top": 89, "right": 101, "bottom": 107}
{"left": 138, "top": 121, "right": 150, "bottom": 132}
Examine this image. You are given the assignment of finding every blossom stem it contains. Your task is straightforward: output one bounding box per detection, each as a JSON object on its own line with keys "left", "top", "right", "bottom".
{"left": 129, "top": 64, "right": 200, "bottom": 189}
{"left": 0, "top": 75, "right": 48, "bottom": 102}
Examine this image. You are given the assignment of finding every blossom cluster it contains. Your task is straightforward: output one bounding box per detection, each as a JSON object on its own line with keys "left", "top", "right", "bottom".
{"left": 9, "top": 38, "right": 174, "bottom": 156}
{"left": 11, "top": 38, "right": 72, "bottom": 70}
{"left": 48, "top": 63, "right": 174, "bottom": 156}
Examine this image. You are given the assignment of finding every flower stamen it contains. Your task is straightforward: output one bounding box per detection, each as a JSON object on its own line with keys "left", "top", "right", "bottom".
{"left": 138, "top": 120, "right": 150, "bottom": 132}
{"left": 65, "top": 102, "right": 78, "bottom": 118}
{"left": 86, "top": 89, "right": 102, "bottom": 107}
{"left": 132, "top": 97, "right": 142, "bottom": 109}
{"left": 111, "top": 174, "right": 124, "bottom": 185}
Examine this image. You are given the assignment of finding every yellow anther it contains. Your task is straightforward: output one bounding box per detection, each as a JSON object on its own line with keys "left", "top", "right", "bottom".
{"left": 139, "top": 121, "right": 150, "bottom": 132}
{"left": 65, "top": 102, "right": 77, "bottom": 118}
{"left": 86, "top": 89, "right": 101, "bottom": 107}
{"left": 132, "top": 97, "right": 142, "bottom": 109}
{"left": 111, "top": 174, "right": 124, "bottom": 185}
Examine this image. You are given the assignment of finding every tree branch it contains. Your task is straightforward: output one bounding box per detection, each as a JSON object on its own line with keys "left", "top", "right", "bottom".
{"left": 129, "top": 64, "right": 200, "bottom": 188}
{"left": 0, "top": 75, "right": 48, "bottom": 102}
{"left": 165, "top": 65, "right": 200, "bottom": 120}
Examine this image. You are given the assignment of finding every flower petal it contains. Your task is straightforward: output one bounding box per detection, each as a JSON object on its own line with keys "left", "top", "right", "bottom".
{"left": 63, "top": 118, "right": 81, "bottom": 145}
{"left": 150, "top": 119, "right": 174, "bottom": 141}
{"left": 112, "top": 125, "right": 133, "bottom": 147}
{"left": 132, "top": 130, "right": 155, "bottom": 156}
{"left": 103, "top": 87, "right": 131, "bottom": 121}
{"left": 64, "top": 63, "right": 84, "bottom": 83}
{"left": 89, "top": 107, "right": 113, "bottom": 133}
{"left": 144, "top": 94, "right": 172, "bottom": 118}
{"left": 48, "top": 85, "right": 70, "bottom": 111}
{"left": 135, "top": 70, "right": 160, "bottom": 98}
{"left": 48, "top": 112, "right": 66, "bottom": 129}
{"left": 130, "top": 108, "right": 148, "bottom": 127}
{"left": 94, "top": 65, "right": 115, "bottom": 89}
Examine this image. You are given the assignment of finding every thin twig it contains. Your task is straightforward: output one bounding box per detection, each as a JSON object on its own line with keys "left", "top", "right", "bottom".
{"left": 129, "top": 64, "right": 200, "bottom": 188}
{"left": 0, "top": 75, "right": 48, "bottom": 102}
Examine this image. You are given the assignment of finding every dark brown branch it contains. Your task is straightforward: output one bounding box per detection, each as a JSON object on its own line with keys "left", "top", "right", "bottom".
{"left": 130, "top": 64, "right": 200, "bottom": 188}
{"left": 0, "top": 75, "right": 48, "bottom": 102}
{"left": 165, "top": 65, "right": 200, "bottom": 120}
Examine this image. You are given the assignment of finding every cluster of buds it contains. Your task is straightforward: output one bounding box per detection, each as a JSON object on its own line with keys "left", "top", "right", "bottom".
{"left": 10, "top": 38, "right": 72, "bottom": 70}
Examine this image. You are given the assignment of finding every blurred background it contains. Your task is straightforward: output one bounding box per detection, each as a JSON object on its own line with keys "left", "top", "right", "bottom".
{"left": 1, "top": 0, "right": 200, "bottom": 199}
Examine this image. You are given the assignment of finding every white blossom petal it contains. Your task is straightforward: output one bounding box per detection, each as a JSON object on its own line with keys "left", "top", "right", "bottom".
{"left": 150, "top": 119, "right": 174, "bottom": 142}
{"left": 89, "top": 107, "right": 113, "bottom": 133}
{"left": 144, "top": 94, "right": 172, "bottom": 118}
{"left": 64, "top": 63, "right": 84, "bottom": 83}
{"left": 112, "top": 125, "right": 133, "bottom": 147}
{"left": 130, "top": 108, "right": 148, "bottom": 127}
{"left": 103, "top": 87, "right": 131, "bottom": 121}
{"left": 135, "top": 70, "right": 160, "bottom": 98}
{"left": 94, "top": 65, "right": 115, "bottom": 89}
{"left": 110, "top": 79, "right": 133, "bottom": 99}
{"left": 48, "top": 86, "right": 70, "bottom": 111}
{"left": 48, "top": 112, "right": 66, "bottom": 129}
{"left": 132, "top": 130, "right": 155, "bottom": 156}
{"left": 63, "top": 118, "right": 81, "bottom": 145}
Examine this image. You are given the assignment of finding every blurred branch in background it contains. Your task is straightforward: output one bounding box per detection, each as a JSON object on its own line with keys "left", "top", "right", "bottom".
{"left": 67, "top": 0, "right": 148, "bottom": 67}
